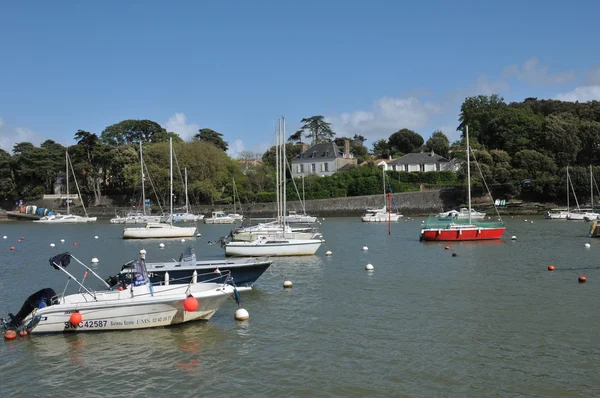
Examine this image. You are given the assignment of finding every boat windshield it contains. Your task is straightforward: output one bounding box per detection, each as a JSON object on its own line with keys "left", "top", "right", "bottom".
{"left": 132, "top": 259, "right": 149, "bottom": 286}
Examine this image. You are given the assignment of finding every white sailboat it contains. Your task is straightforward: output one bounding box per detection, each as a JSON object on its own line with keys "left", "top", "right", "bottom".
{"left": 284, "top": 176, "right": 317, "bottom": 223}
{"left": 361, "top": 168, "right": 402, "bottom": 222}
{"left": 111, "top": 142, "right": 162, "bottom": 224}
{"left": 123, "top": 138, "right": 197, "bottom": 239}
{"left": 164, "top": 167, "right": 205, "bottom": 223}
{"left": 225, "top": 117, "right": 322, "bottom": 256}
{"left": 34, "top": 151, "right": 97, "bottom": 223}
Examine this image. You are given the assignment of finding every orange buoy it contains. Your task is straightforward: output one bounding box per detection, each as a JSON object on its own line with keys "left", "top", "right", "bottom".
{"left": 579, "top": 276, "right": 587, "bottom": 283}
{"left": 4, "top": 330, "right": 17, "bottom": 339}
{"left": 118, "top": 286, "right": 124, "bottom": 291}
{"left": 17, "top": 239, "right": 21, "bottom": 243}
{"left": 183, "top": 296, "right": 198, "bottom": 312}
{"left": 19, "top": 330, "right": 28, "bottom": 337}
{"left": 445, "top": 246, "right": 450, "bottom": 250}
{"left": 73, "top": 242, "right": 79, "bottom": 247}
{"left": 69, "top": 312, "right": 82, "bottom": 325}
{"left": 20, "top": 236, "right": 24, "bottom": 240}
{"left": 548, "top": 265, "right": 555, "bottom": 271}
{"left": 10, "top": 246, "right": 15, "bottom": 251}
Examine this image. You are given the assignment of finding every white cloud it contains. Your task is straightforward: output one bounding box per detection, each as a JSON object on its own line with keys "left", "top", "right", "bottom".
{"left": 163, "top": 112, "right": 199, "bottom": 141}
{"left": 0, "top": 117, "right": 45, "bottom": 152}
{"left": 555, "top": 85, "right": 600, "bottom": 102}
{"left": 227, "top": 138, "right": 246, "bottom": 159}
{"left": 501, "top": 57, "right": 575, "bottom": 86}
{"left": 327, "top": 96, "right": 441, "bottom": 140}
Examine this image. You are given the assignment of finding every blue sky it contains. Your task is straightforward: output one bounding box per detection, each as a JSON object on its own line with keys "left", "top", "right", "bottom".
{"left": 1, "top": 0, "right": 599, "bottom": 156}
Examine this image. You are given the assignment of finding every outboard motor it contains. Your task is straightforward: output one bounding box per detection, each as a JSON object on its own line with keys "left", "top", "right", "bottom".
{"left": 6, "top": 288, "right": 56, "bottom": 328}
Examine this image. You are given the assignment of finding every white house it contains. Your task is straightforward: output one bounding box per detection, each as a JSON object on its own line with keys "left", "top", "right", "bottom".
{"left": 387, "top": 151, "right": 460, "bottom": 172}
{"left": 290, "top": 139, "right": 357, "bottom": 177}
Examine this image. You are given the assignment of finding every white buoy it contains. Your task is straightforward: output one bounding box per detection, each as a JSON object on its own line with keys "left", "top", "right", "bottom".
{"left": 511, "top": 236, "right": 517, "bottom": 240}
{"left": 362, "top": 246, "right": 368, "bottom": 251}
{"left": 94, "top": 236, "right": 98, "bottom": 239}
{"left": 283, "top": 280, "right": 293, "bottom": 288}
{"left": 235, "top": 308, "right": 249, "bottom": 321}
{"left": 196, "top": 233, "right": 201, "bottom": 237}
{"left": 325, "top": 250, "right": 332, "bottom": 256}
{"left": 181, "top": 239, "right": 186, "bottom": 243}
{"left": 139, "top": 249, "right": 146, "bottom": 259}
{"left": 524, "top": 219, "right": 528, "bottom": 222}
{"left": 91, "top": 257, "right": 99, "bottom": 264}
{"left": 585, "top": 243, "right": 591, "bottom": 248}
{"left": 531, "top": 221, "right": 534, "bottom": 224}
{"left": 192, "top": 270, "right": 198, "bottom": 284}
{"left": 159, "top": 243, "right": 165, "bottom": 248}
{"left": 60, "top": 239, "right": 65, "bottom": 243}
{"left": 50, "top": 243, "right": 55, "bottom": 247}
{"left": 321, "top": 239, "right": 326, "bottom": 243}
{"left": 2, "top": 236, "right": 6, "bottom": 239}
{"left": 365, "top": 263, "right": 374, "bottom": 271}
{"left": 322, "top": 218, "right": 325, "bottom": 221}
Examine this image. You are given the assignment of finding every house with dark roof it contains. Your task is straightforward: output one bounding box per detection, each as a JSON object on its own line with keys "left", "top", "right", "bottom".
{"left": 290, "top": 139, "right": 357, "bottom": 177}
{"left": 387, "top": 151, "right": 460, "bottom": 172}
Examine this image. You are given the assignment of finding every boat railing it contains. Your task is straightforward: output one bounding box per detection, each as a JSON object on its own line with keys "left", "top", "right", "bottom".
{"left": 422, "top": 214, "right": 504, "bottom": 229}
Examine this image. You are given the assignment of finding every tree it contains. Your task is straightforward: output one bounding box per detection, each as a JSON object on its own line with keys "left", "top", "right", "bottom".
{"left": 388, "top": 129, "right": 424, "bottom": 155}
{"left": 458, "top": 94, "right": 507, "bottom": 144}
{"left": 372, "top": 139, "right": 390, "bottom": 158}
{"left": 287, "top": 130, "right": 303, "bottom": 143}
{"left": 424, "top": 130, "right": 450, "bottom": 158}
{"left": 543, "top": 113, "right": 581, "bottom": 167}
{"left": 101, "top": 120, "right": 171, "bottom": 145}
{"left": 193, "top": 128, "right": 228, "bottom": 151}
{"left": 261, "top": 143, "right": 303, "bottom": 171}
{"left": 0, "top": 148, "right": 15, "bottom": 200}
{"left": 73, "top": 130, "right": 102, "bottom": 204}
{"left": 296, "top": 116, "right": 335, "bottom": 144}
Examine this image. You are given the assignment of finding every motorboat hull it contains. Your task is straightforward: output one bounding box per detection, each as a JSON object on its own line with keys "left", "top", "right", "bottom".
{"left": 33, "top": 215, "right": 97, "bottom": 223}
{"left": 361, "top": 213, "right": 402, "bottom": 222}
{"left": 420, "top": 226, "right": 505, "bottom": 241}
{"left": 225, "top": 240, "right": 321, "bottom": 256}
{"left": 232, "top": 231, "right": 320, "bottom": 242}
{"left": 122, "top": 224, "right": 197, "bottom": 239}
{"left": 110, "top": 215, "right": 162, "bottom": 224}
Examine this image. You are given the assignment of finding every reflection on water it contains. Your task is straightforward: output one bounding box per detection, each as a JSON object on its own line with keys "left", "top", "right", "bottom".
{"left": 1, "top": 218, "right": 600, "bottom": 396}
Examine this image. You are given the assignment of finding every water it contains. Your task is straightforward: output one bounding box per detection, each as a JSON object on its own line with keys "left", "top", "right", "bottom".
{"left": 1, "top": 217, "right": 600, "bottom": 397}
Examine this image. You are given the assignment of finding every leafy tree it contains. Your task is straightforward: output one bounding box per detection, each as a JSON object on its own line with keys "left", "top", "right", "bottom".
{"left": 262, "top": 143, "right": 303, "bottom": 172}
{"left": 193, "top": 128, "right": 228, "bottom": 151}
{"left": 0, "top": 148, "right": 15, "bottom": 200}
{"left": 388, "top": 129, "right": 424, "bottom": 155}
{"left": 512, "top": 149, "right": 557, "bottom": 178}
{"left": 287, "top": 130, "right": 303, "bottom": 144}
{"left": 458, "top": 94, "right": 507, "bottom": 144}
{"left": 101, "top": 120, "right": 171, "bottom": 145}
{"left": 424, "top": 130, "right": 450, "bottom": 158}
{"left": 372, "top": 139, "right": 390, "bottom": 158}
{"left": 543, "top": 114, "right": 581, "bottom": 167}
{"left": 296, "top": 116, "right": 335, "bottom": 144}
{"left": 577, "top": 120, "right": 600, "bottom": 165}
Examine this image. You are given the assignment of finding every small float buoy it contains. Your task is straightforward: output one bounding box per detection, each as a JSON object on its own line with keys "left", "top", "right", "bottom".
{"left": 548, "top": 265, "right": 555, "bottom": 271}
{"left": 91, "top": 257, "right": 99, "bottom": 264}
{"left": 585, "top": 243, "right": 591, "bottom": 249}
{"left": 452, "top": 253, "right": 457, "bottom": 257}
{"left": 159, "top": 243, "right": 165, "bottom": 248}
{"left": 444, "top": 246, "right": 450, "bottom": 250}
{"left": 2, "top": 236, "right": 6, "bottom": 239}
{"left": 60, "top": 239, "right": 65, "bottom": 243}
{"left": 365, "top": 263, "right": 374, "bottom": 271}
{"left": 579, "top": 276, "right": 587, "bottom": 283}
{"left": 94, "top": 236, "right": 98, "bottom": 239}
{"left": 50, "top": 243, "right": 55, "bottom": 247}
{"left": 235, "top": 308, "right": 249, "bottom": 321}
{"left": 325, "top": 250, "right": 332, "bottom": 256}
{"left": 283, "top": 280, "right": 293, "bottom": 288}
{"left": 181, "top": 239, "right": 186, "bottom": 243}
{"left": 118, "top": 286, "right": 124, "bottom": 291}
{"left": 196, "top": 233, "right": 201, "bottom": 237}
{"left": 10, "top": 246, "right": 14, "bottom": 251}
{"left": 20, "top": 236, "right": 24, "bottom": 240}
{"left": 183, "top": 295, "right": 199, "bottom": 312}
{"left": 70, "top": 312, "right": 82, "bottom": 325}
{"left": 17, "top": 239, "right": 21, "bottom": 243}
{"left": 19, "top": 330, "right": 28, "bottom": 337}
{"left": 73, "top": 242, "right": 79, "bottom": 247}
{"left": 531, "top": 221, "right": 534, "bottom": 224}
{"left": 524, "top": 219, "right": 528, "bottom": 222}
{"left": 4, "top": 330, "right": 17, "bottom": 339}
{"left": 362, "top": 246, "right": 368, "bottom": 251}
{"left": 511, "top": 236, "right": 517, "bottom": 240}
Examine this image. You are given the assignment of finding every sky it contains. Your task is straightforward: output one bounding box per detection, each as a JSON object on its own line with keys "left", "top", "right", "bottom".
{"left": 1, "top": 0, "right": 599, "bottom": 157}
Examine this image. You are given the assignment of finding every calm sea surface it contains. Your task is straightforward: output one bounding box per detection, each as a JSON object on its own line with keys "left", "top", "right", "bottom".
{"left": 1, "top": 216, "right": 600, "bottom": 397}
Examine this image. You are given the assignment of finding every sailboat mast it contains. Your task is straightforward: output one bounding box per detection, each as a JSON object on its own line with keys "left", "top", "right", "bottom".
{"left": 302, "top": 175, "right": 306, "bottom": 215}
{"left": 140, "top": 141, "right": 146, "bottom": 216}
{"left": 591, "top": 165, "right": 594, "bottom": 212}
{"left": 466, "top": 125, "right": 472, "bottom": 224}
{"left": 275, "top": 121, "right": 280, "bottom": 224}
{"left": 283, "top": 117, "right": 287, "bottom": 225}
{"left": 382, "top": 167, "right": 385, "bottom": 208}
{"left": 169, "top": 137, "right": 173, "bottom": 226}
{"left": 567, "top": 166, "right": 570, "bottom": 213}
{"left": 185, "top": 167, "right": 189, "bottom": 214}
{"left": 232, "top": 177, "right": 236, "bottom": 214}
{"left": 66, "top": 150, "right": 69, "bottom": 215}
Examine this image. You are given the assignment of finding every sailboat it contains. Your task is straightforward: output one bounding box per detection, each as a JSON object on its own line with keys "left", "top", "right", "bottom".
{"left": 122, "top": 138, "right": 198, "bottom": 239}
{"left": 34, "top": 151, "right": 97, "bottom": 223}
{"left": 361, "top": 168, "right": 402, "bottom": 222}
{"left": 224, "top": 117, "right": 322, "bottom": 256}
{"left": 111, "top": 142, "right": 162, "bottom": 224}
{"left": 419, "top": 126, "right": 505, "bottom": 241}
{"left": 227, "top": 177, "right": 244, "bottom": 221}
{"left": 165, "top": 167, "right": 205, "bottom": 223}
{"left": 284, "top": 176, "right": 318, "bottom": 223}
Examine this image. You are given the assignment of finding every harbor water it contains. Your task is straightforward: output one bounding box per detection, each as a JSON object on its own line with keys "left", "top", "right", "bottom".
{"left": 1, "top": 216, "right": 599, "bottom": 397}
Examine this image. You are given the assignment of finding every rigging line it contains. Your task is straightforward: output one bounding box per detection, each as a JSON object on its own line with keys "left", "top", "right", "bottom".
{"left": 567, "top": 171, "right": 581, "bottom": 210}
{"left": 285, "top": 158, "right": 307, "bottom": 214}
{"left": 67, "top": 152, "right": 89, "bottom": 218}
{"left": 142, "top": 158, "right": 164, "bottom": 213}
{"left": 469, "top": 147, "right": 503, "bottom": 224}
{"left": 172, "top": 148, "right": 186, "bottom": 201}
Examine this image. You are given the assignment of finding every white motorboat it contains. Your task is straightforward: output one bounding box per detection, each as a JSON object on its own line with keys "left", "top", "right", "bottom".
{"left": 3, "top": 253, "right": 235, "bottom": 334}
{"left": 110, "top": 212, "right": 162, "bottom": 224}
{"left": 544, "top": 209, "right": 569, "bottom": 219}
{"left": 123, "top": 139, "right": 198, "bottom": 239}
{"left": 361, "top": 207, "right": 402, "bottom": 222}
{"left": 232, "top": 221, "right": 320, "bottom": 241}
{"left": 204, "top": 211, "right": 237, "bottom": 224}
{"left": 225, "top": 237, "right": 322, "bottom": 257}
{"left": 438, "top": 207, "right": 486, "bottom": 220}
{"left": 33, "top": 151, "right": 97, "bottom": 224}
{"left": 284, "top": 211, "right": 317, "bottom": 224}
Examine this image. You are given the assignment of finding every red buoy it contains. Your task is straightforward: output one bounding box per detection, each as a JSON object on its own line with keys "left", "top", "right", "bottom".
{"left": 19, "top": 330, "right": 28, "bottom": 337}
{"left": 69, "top": 312, "right": 82, "bottom": 325}
{"left": 579, "top": 276, "right": 587, "bottom": 283}
{"left": 118, "top": 286, "right": 124, "bottom": 291}
{"left": 548, "top": 265, "right": 555, "bottom": 271}
{"left": 4, "top": 330, "right": 17, "bottom": 339}
{"left": 10, "top": 246, "right": 14, "bottom": 251}
{"left": 17, "top": 239, "right": 21, "bottom": 243}
{"left": 73, "top": 242, "right": 79, "bottom": 247}
{"left": 445, "top": 246, "right": 450, "bottom": 250}
{"left": 183, "top": 296, "right": 198, "bottom": 312}
{"left": 20, "top": 237, "right": 24, "bottom": 240}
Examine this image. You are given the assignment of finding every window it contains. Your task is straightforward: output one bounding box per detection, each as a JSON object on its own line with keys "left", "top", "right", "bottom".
{"left": 311, "top": 151, "right": 316, "bottom": 158}
{"left": 300, "top": 164, "right": 304, "bottom": 173}
{"left": 297, "top": 165, "right": 301, "bottom": 173}
{"left": 325, "top": 150, "right": 329, "bottom": 157}
{"left": 404, "top": 165, "right": 408, "bottom": 172}
{"left": 311, "top": 163, "right": 316, "bottom": 173}
{"left": 436, "top": 163, "right": 441, "bottom": 171}
{"left": 324, "top": 162, "right": 329, "bottom": 172}
{"left": 420, "top": 164, "right": 425, "bottom": 172}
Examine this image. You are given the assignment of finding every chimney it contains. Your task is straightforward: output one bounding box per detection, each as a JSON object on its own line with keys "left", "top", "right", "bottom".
{"left": 344, "top": 139, "right": 350, "bottom": 158}
{"left": 388, "top": 155, "right": 392, "bottom": 161}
